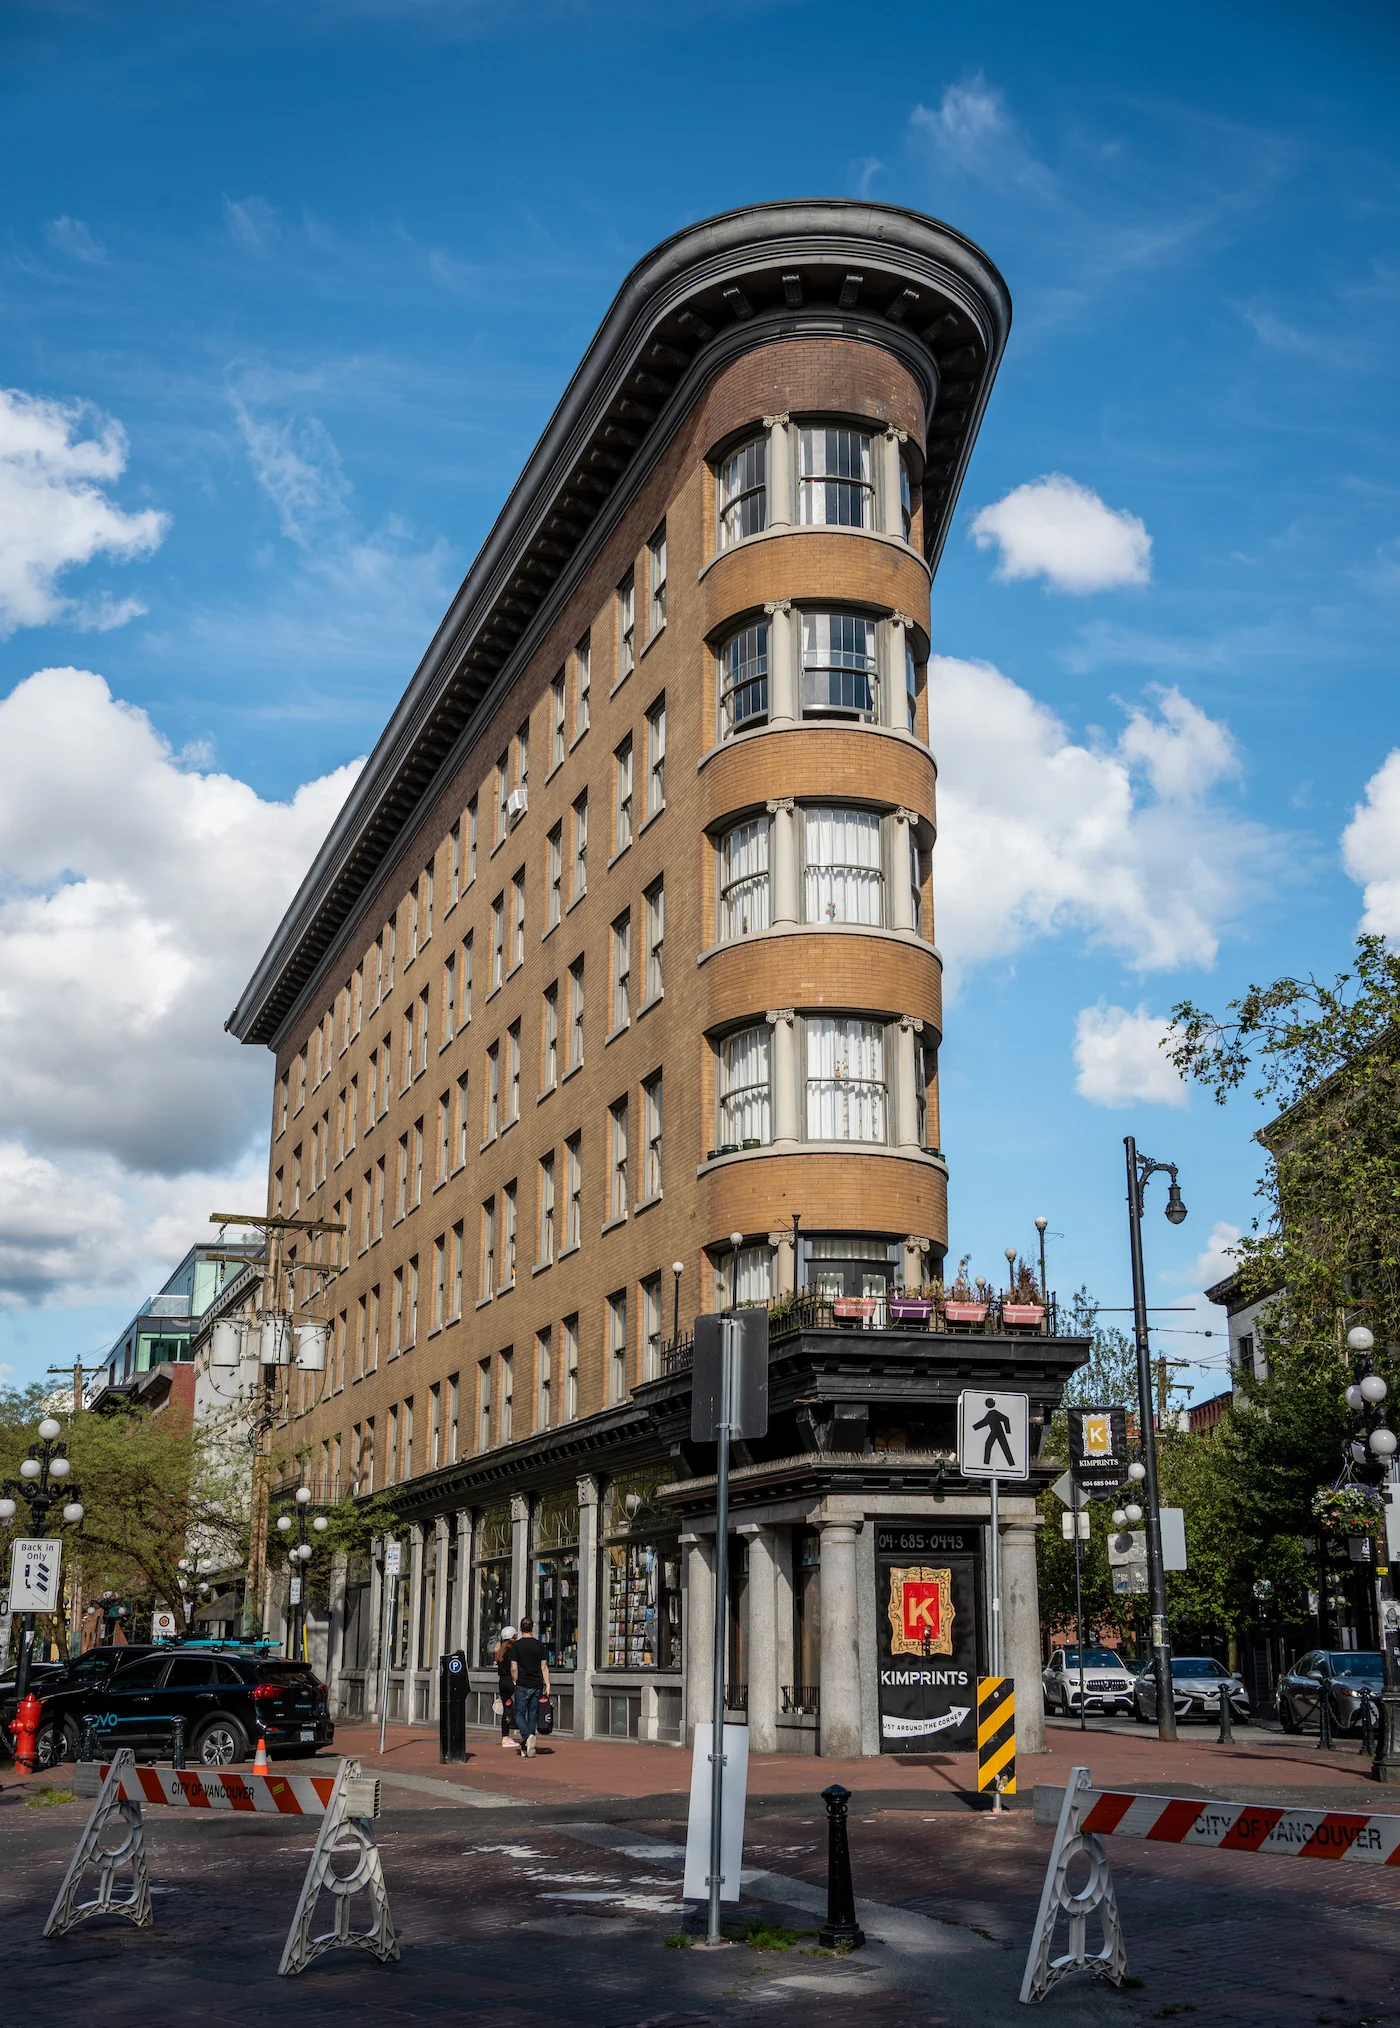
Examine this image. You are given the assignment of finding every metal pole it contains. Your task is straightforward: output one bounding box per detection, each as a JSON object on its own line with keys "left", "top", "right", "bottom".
{"left": 378, "top": 1571, "right": 397, "bottom": 1757}
{"left": 1373, "top": 1462, "right": 1400, "bottom": 1780}
{"left": 672, "top": 1262, "right": 682, "bottom": 1353}
{"left": 1124, "top": 1136, "right": 1177, "bottom": 1743}
{"left": 708, "top": 1316, "right": 736, "bottom": 1943}
{"left": 1071, "top": 1463, "right": 1086, "bottom": 1733}
{"left": 989, "top": 1473, "right": 1003, "bottom": 1813}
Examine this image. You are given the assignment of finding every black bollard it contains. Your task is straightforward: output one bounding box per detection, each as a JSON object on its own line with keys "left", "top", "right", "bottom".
{"left": 1318, "top": 1691, "right": 1333, "bottom": 1752}
{"left": 79, "top": 1720, "right": 97, "bottom": 1764}
{"left": 170, "top": 1716, "right": 186, "bottom": 1770}
{"left": 1217, "top": 1686, "right": 1234, "bottom": 1745}
{"left": 818, "top": 1784, "right": 866, "bottom": 1951}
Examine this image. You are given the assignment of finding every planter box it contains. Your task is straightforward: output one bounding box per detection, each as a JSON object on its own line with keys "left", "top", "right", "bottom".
{"left": 1002, "top": 1304, "right": 1046, "bottom": 1328}
{"left": 889, "top": 1298, "right": 933, "bottom": 1325}
{"left": 833, "top": 1297, "right": 879, "bottom": 1322}
{"left": 943, "top": 1300, "right": 989, "bottom": 1325}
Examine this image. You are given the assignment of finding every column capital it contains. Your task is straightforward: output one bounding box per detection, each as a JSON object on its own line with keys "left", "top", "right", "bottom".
{"left": 889, "top": 610, "right": 913, "bottom": 630}
{"left": 906, "top": 1233, "right": 930, "bottom": 1252}
{"left": 767, "top": 1230, "right": 789, "bottom": 1250}
{"left": 884, "top": 425, "right": 908, "bottom": 445}
{"left": 765, "top": 1007, "right": 795, "bottom": 1027}
{"left": 763, "top": 412, "right": 790, "bottom": 429}
{"left": 763, "top": 598, "right": 792, "bottom": 617}
{"left": 898, "top": 1014, "right": 924, "bottom": 1034}
{"left": 576, "top": 1472, "right": 600, "bottom": 1509}
{"left": 510, "top": 1492, "right": 530, "bottom": 1524}
{"left": 765, "top": 796, "right": 795, "bottom": 816}
{"left": 893, "top": 805, "right": 918, "bottom": 827}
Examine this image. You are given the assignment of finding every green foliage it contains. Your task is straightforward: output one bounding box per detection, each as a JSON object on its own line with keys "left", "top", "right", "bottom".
{"left": 267, "top": 1487, "right": 402, "bottom": 1611}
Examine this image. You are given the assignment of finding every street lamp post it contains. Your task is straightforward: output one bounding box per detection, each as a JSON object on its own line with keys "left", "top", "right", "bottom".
{"left": 672, "top": 1260, "right": 684, "bottom": 1359}
{"left": 1343, "top": 1326, "right": 1400, "bottom": 1782}
{"left": 1124, "top": 1136, "right": 1187, "bottom": 1745}
{"left": 275, "top": 1485, "right": 328, "bottom": 1661}
{"left": 1035, "top": 1216, "right": 1049, "bottom": 1320}
{"left": 0, "top": 1416, "right": 86, "bottom": 1709}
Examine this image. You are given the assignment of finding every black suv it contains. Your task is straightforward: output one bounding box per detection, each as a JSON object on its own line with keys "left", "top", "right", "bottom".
{"left": 38, "top": 1648, "right": 334, "bottom": 1766}
{"left": 3, "top": 1646, "right": 160, "bottom": 1765}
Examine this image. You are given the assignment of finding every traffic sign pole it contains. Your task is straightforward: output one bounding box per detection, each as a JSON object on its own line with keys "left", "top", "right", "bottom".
{"left": 707, "top": 1315, "right": 737, "bottom": 1944}
{"left": 378, "top": 1540, "right": 402, "bottom": 1757}
{"left": 1071, "top": 1462, "right": 1086, "bottom": 1732}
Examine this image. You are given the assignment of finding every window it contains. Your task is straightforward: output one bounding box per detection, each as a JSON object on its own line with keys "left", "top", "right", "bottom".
{"left": 371, "top": 936, "right": 384, "bottom": 1010}
{"left": 649, "top": 522, "right": 667, "bottom": 633}
{"left": 607, "top": 1289, "right": 628, "bottom": 1403}
{"left": 360, "top": 1173, "right": 372, "bottom": 1252}
{"left": 353, "top": 967, "right": 363, "bottom": 1035}
{"left": 546, "top": 823, "right": 562, "bottom": 929}
{"left": 568, "top": 959, "right": 584, "bottom": 1069}
{"left": 467, "top": 796, "right": 478, "bottom": 885}
{"left": 536, "top": 1329, "right": 552, "bottom": 1430}
{"left": 642, "top": 1274, "right": 663, "bottom": 1380}
{"left": 374, "top": 1157, "right": 385, "bottom": 1239}
{"left": 454, "top": 1072, "right": 469, "bottom": 1169}
{"left": 906, "top": 639, "right": 919, "bottom": 734}
{"left": 900, "top": 452, "right": 914, "bottom": 543}
{"left": 644, "top": 881, "right": 664, "bottom": 1001}
{"left": 451, "top": 1221, "right": 464, "bottom": 1319}
{"left": 542, "top": 983, "right": 559, "bottom": 1091}
{"left": 719, "top": 1024, "right": 772, "bottom": 1147}
{"left": 798, "top": 424, "right": 874, "bottom": 527}
{"left": 401, "top": 1010, "right": 413, "bottom": 1089}
{"left": 916, "top": 1039, "right": 935, "bottom": 1149}
{"left": 646, "top": 695, "right": 665, "bottom": 816}
{"left": 396, "top": 1134, "right": 409, "bottom": 1219}
{"left": 718, "top": 433, "right": 767, "bottom": 547}
{"left": 411, "top": 1119, "right": 423, "bottom": 1205}
{"left": 611, "top": 914, "right": 631, "bottom": 1031}
{"left": 511, "top": 870, "right": 525, "bottom": 971}
{"left": 486, "top": 1041, "right": 500, "bottom": 1140}
{"left": 609, "top": 1097, "right": 629, "bottom": 1222}
{"left": 407, "top": 1257, "right": 419, "bottom": 1346}
{"left": 806, "top": 1017, "right": 886, "bottom": 1142}
{"left": 565, "top": 1133, "right": 582, "bottom": 1251}
{"left": 551, "top": 672, "right": 566, "bottom": 770}
{"left": 572, "top": 792, "right": 588, "bottom": 900}
{"left": 355, "top": 1293, "right": 367, "bottom": 1375}
{"left": 448, "top": 1372, "right": 459, "bottom": 1460}
{"left": 502, "top": 1181, "right": 517, "bottom": 1287}
{"left": 801, "top": 611, "right": 878, "bottom": 720}
{"left": 718, "top": 816, "right": 770, "bottom": 940}
{"left": 720, "top": 619, "right": 768, "bottom": 736}
{"left": 437, "top": 1091, "right": 451, "bottom": 1184}
{"left": 461, "top": 933, "right": 473, "bottom": 1025}
{"left": 385, "top": 918, "right": 396, "bottom": 990}
{"left": 490, "top": 895, "right": 504, "bottom": 990}
{"left": 538, "top": 1153, "right": 556, "bottom": 1265}
{"left": 443, "top": 955, "right": 457, "bottom": 1045}
{"left": 642, "top": 1071, "right": 662, "bottom": 1199}
{"left": 495, "top": 751, "right": 510, "bottom": 845}
{"left": 614, "top": 736, "right": 633, "bottom": 853}
{"left": 617, "top": 572, "right": 635, "bottom": 683}
{"left": 408, "top": 882, "right": 419, "bottom": 963}
{"left": 804, "top": 806, "right": 883, "bottom": 924}
{"left": 515, "top": 717, "right": 529, "bottom": 802}
{"left": 432, "top": 1236, "right": 446, "bottom": 1331}
{"left": 499, "top": 1350, "right": 513, "bottom": 1443}
{"left": 507, "top": 1020, "right": 521, "bottom": 1123}
{"left": 481, "top": 1198, "right": 496, "bottom": 1299}
{"left": 729, "top": 1243, "right": 773, "bottom": 1307}
{"left": 563, "top": 1314, "right": 579, "bottom": 1421}
{"left": 449, "top": 820, "right": 461, "bottom": 904}
{"left": 430, "top": 1382, "right": 441, "bottom": 1469}
{"left": 909, "top": 829, "right": 926, "bottom": 935}
{"left": 379, "top": 1036, "right": 392, "bottom": 1116}
{"left": 478, "top": 1358, "right": 492, "bottom": 1450}
{"left": 391, "top": 1270, "right": 404, "bottom": 1356}
{"left": 422, "top": 860, "right": 434, "bottom": 943}
{"left": 387, "top": 1404, "right": 399, "bottom": 1483}
{"left": 368, "top": 1287, "right": 380, "bottom": 1371}
{"left": 418, "top": 986, "right": 430, "bottom": 1073}
{"left": 402, "top": 1394, "right": 414, "bottom": 1476}
{"left": 348, "top": 1076, "right": 358, "bottom": 1151}
{"left": 575, "top": 633, "right": 591, "bottom": 736}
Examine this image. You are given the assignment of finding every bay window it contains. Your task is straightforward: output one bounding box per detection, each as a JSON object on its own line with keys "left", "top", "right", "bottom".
{"left": 805, "top": 1017, "right": 886, "bottom": 1143}
{"left": 797, "top": 425, "right": 874, "bottom": 528}
{"left": 719, "top": 620, "right": 768, "bottom": 737}
{"left": 718, "top": 1024, "right": 771, "bottom": 1148}
{"left": 801, "top": 611, "right": 878, "bottom": 721}
{"left": 803, "top": 806, "right": 883, "bottom": 925}
{"left": 717, "top": 434, "right": 767, "bottom": 548}
{"left": 719, "top": 817, "right": 770, "bottom": 940}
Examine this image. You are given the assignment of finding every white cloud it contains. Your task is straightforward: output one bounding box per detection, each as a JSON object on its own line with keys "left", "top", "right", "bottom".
{"left": 45, "top": 217, "right": 106, "bottom": 263}
{"left": 230, "top": 396, "right": 352, "bottom": 548}
{"left": 909, "top": 76, "right": 1053, "bottom": 197}
{"left": 929, "top": 657, "right": 1271, "bottom": 982}
{"left": 1073, "top": 1004, "right": 1188, "bottom": 1108}
{"left": 1341, "top": 749, "right": 1400, "bottom": 937}
{"left": 0, "top": 387, "right": 168, "bottom": 637}
{"left": 970, "top": 474, "right": 1152, "bottom": 594}
{"left": 0, "top": 666, "right": 361, "bottom": 1306}
{"left": 1173, "top": 1220, "right": 1243, "bottom": 1294}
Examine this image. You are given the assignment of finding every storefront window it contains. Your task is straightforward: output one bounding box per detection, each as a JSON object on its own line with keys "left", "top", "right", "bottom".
{"left": 532, "top": 1487, "right": 580, "bottom": 1670}
{"left": 792, "top": 1527, "right": 821, "bottom": 1706}
{"left": 474, "top": 1504, "right": 513, "bottom": 1666}
{"left": 600, "top": 1471, "right": 681, "bottom": 1671}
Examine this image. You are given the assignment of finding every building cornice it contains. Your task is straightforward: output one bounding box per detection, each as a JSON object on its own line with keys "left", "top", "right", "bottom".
{"left": 227, "top": 200, "right": 1010, "bottom": 1052}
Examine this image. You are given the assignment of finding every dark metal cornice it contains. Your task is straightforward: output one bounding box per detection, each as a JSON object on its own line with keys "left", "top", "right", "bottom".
{"left": 227, "top": 200, "right": 1011, "bottom": 1052}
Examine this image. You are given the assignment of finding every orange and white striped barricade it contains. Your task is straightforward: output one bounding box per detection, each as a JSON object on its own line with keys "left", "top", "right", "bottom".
{"left": 47, "top": 1751, "right": 395, "bottom": 1977}
{"left": 1022, "top": 1764, "right": 1400, "bottom": 2002}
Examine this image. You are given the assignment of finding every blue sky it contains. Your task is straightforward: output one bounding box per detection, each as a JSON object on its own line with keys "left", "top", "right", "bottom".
{"left": 2, "top": 0, "right": 1398, "bottom": 1402}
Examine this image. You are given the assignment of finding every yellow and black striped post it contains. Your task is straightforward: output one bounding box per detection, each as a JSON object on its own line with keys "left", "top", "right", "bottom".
{"left": 977, "top": 1675, "right": 1016, "bottom": 1796}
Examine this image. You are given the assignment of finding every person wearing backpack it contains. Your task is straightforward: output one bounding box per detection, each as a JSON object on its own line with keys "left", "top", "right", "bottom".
{"left": 509, "top": 1617, "right": 551, "bottom": 1757}
{"left": 493, "top": 1626, "right": 519, "bottom": 1749}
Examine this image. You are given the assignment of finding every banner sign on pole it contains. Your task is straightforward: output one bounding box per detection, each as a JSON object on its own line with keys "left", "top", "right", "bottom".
{"left": 1066, "top": 1406, "right": 1130, "bottom": 1496}
{"left": 9, "top": 1537, "right": 62, "bottom": 1613}
{"left": 875, "top": 1525, "right": 979, "bottom": 1751}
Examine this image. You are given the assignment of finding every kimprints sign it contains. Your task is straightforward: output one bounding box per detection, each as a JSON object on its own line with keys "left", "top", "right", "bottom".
{"left": 874, "top": 1526, "right": 980, "bottom": 1753}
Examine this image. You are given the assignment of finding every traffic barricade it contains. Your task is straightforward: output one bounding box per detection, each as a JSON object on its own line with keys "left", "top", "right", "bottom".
{"left": 1021, "top": 1764, "right": 1400, "bottom": 2003}
{"left": 46, "top": 1748, "right": 397, "bottom": 1977}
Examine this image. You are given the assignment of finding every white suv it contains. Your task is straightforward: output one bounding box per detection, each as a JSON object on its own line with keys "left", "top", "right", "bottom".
{"left": 1042, "top": 1646, "right": 1138, "bottom": 1716}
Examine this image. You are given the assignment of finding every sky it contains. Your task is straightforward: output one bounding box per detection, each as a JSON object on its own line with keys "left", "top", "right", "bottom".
{"left": 2, "top": 0, "right": 1399, "bottom": 1408}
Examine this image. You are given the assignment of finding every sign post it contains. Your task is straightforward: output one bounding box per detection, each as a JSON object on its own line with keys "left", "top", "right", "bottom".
{"left": 958, "top": 1392, "right": 1029, "bottom": 1808}
{"left": 378, "top": 1540, "right": 402, "bottom": 1757}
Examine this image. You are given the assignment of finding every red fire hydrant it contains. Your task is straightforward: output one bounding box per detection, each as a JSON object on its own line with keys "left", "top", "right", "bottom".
{"left": 9, "top": 1692, "right": 42, "bottom": 1775}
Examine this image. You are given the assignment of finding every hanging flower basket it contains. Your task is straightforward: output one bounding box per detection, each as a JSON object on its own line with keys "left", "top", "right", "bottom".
{"left": 1312, "top": 1485, "right": 1384, "bottom": 1537}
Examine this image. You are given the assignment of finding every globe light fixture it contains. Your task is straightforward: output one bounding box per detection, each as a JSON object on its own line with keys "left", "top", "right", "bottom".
{"left": 295, "top": 1485, "right": 312, "bottom": 1506}
{"left": 1128, "top": 1461, "right": 1146, "bottom": 1484}
{"left": 1362, "top": 1375, "right": 1389, "bottom": 1405}
{"left": 1353, "top": 1440, "right": 1370, "bottom": 1465}
{"left": 297, "top": 1541, "right": 314, "bottom": 1562}
{"left": 276, "top": 1514, "right": 293, "bottom": 1533}
{"left": 37, "top": 1417, "right": 61, "bottom": 1442}
{"left": 0, "top": 1497, "right": 15, "bottom": 1521}
{"left": 1370, "top": 1428, "right": 1398, "bottom": 1459}
{"left": 1164, "top": 1181, "right": 1188, "bottom": 1225}
{"left": 19, "top": 1458, "right": 40, "bottom": 1480}
{"left": 1125, "top": 1503, "right": 1144, "bottom": 1525}
{"left": 62, "top": 1501, "right": 84, "bottom": 1525}
{"left": 1112, "top": 1508, "right": 1128, "bottom": 1528}
{"left": 48, "top": 1454, "right": 70, "bottom": 1479}
{"left": 1349, "top": 1326, "right": 1377, "bottom": 1355}
{"left": 1347, "top": 1384, "right": 1366, "bottom": 1411}
{"left": 313, "top": 1514, "right": 329, "bottom": 1533}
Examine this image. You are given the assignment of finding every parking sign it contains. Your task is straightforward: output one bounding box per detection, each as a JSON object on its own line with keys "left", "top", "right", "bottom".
{"left": 9, "top": 1537, "right": 62, "bottom": 1613}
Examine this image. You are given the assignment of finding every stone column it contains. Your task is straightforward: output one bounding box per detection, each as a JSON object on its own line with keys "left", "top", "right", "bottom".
{"left": 773, "top": 1528, "right": 795, "bottom": 1699}
{"left": 405, "top": 1522, "right": 424, "bottom": 1725}
{"left": 576, "top": 1474, "right": 600, "bottom": 1738}
{"left": 366, "top": 1536, "right": 384, "bottom": 1720}
{"left": 453, "top": 1510, "right": 472, "bottom": 1655}
{"left": 744, "top": 1525, "right": 779, "bottom": 1755}
{"left": 902, "top": 1235, "right": 929, "bottom": 1296}
{"left": 768, "top": 1009, "right": 798, "bottom": 1147}
{"left": 764, "top": 413, "right": 792, "bottom": 529}
{"left": 881, "top": 428, "right": 908, "bottom": 539}
{"left": 1002, "top": 1512, "right": 1047, "bottom": 1754}
{"left": 511, "top": 1493, "right": 531, "bottom": 1630}
{"left": 895, "top": 1015, "right": 924, "bottom": 1150}
{"left": 326, "top": 1550, "right": 348, "bottom": 1712}
{"left": 887, "top": 612, "right": 909, "bottom": 734}
{"left": 890, "top": 808, "right": 916, "bottom": 931}
{"left": 769, "top": 1229, "right": 794, "bottom": 1297}
{"left": 765, "top": 602, "right": 796, "bottom": 725}
{"left": 817, "top": 1517, "right": 862, "bottom": 1758}
{"left": 767, "top": 798, "right": 798, "bottom": 924}
{"left": 430, "top": 1514, "right": 451, "bottom": 1716}
{"left": 683, "top": 1532, "right": 715, "bottom": 1747}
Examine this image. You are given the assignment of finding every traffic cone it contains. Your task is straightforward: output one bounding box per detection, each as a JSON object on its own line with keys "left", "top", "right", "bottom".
{"left": 253, "top": 1734, "right": 271, "bottom": 1775}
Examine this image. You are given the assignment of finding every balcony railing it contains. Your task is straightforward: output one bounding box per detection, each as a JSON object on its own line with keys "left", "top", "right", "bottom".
{"left": 655, "top": 1293, "right": 1060, "bottom": 1377}
{"left": 781, "top": 1683, "right": 820, "bottom": 1715}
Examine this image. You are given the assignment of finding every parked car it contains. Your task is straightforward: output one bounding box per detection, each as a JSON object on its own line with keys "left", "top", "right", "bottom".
{"left": 3, "top": 1646, "right": 160, "bottom": 1763}
{"left": 1042, "top": 1646, "right": 1139, "bottom": 1716}
{"left": 1133, "top": 1654, "right": 1251, "bottom": 1724}
{"left": 1276, "top": 1650, "right": 1384, "bottom": 1735}
{"left": 35, "top": 1648, "right": 333, "bottom": 1767}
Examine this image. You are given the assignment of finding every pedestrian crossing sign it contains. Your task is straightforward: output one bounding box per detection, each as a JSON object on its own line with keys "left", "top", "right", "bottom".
{"left": 957, "top": 1390, "right": 1030, "bottom": 1480}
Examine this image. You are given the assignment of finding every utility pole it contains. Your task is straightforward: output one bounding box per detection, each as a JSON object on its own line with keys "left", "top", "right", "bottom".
{"left": 1153, "top": 1355, "right": 1193, "bottom": 1424}
{"left": 208, "top": 1211, "right": 344, "bottom": 1642}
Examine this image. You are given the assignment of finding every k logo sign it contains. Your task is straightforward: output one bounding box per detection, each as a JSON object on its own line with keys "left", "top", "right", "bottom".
{"left": 888, "top": 1567, "right": 954, "bottom": 1658}
{"left": 1082, "top": 1414, "right": 1113, "bottom": 1456}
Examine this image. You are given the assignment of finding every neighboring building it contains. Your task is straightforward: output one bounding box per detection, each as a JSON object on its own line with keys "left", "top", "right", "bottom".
{"left": 1186, "top": 1388, "right": 1232, "bottom": 1436}
{"left": 1204, "top": 1270, "right": 1276, "bottom": 1395}
{"left": 228, "top": 201, "right": 1089, "bottom": 1756}
{"left": 90, "top": 1243, "right": 263, "bottom": 1409}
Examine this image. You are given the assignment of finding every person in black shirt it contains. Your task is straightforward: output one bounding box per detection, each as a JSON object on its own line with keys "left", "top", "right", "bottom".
{"left": 509, "top": 1617, "right": 551, "bottom": 1757}
{"left": 493, "top": 1626, "right": 518, "bottom": 1748}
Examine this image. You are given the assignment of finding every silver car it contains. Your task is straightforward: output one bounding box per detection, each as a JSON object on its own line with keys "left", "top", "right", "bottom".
{"left": 1042, "top": 1645, "right": 1138, "bottom": 1716}
{"left": 1133, "top": 1654, "right": 1250, "bottom": 1724}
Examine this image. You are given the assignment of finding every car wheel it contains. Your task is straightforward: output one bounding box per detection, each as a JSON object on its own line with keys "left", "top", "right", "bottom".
{"left": 193, "top": 1720, "right": 246, "bottom": 1767}
{"left": 1278, "top": 1696, "right": 1301, "bottom": 1735}
{"left": 61, "top": 1717, "right": 85, "bottom": 1762}
{"left": 1133, "top": 1695, "right": 1149, "bottom": 1723}
{"left": 33, "top": 1721, "right": 62, "bottom": 1770}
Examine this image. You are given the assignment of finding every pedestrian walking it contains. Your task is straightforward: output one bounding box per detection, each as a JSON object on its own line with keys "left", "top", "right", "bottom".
{"left": 510, "top": 1616, "right": 551, "bottom": 1758}
{"left": 493, "top": 1626, "right": 519, "bottom": 1749}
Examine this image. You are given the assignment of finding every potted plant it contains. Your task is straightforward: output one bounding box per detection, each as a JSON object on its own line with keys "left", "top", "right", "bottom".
{"left": 1312, "top": 1484, "right": 1383, "bottom": 1537}
{"left": 943, "top": 1257, "right": 990, "bottom": 1326}
{"left": 1001, "top": 1256, "right": 1046, "bottom": 1329}
{"left": 889, "top": 1285, "right": 934, "bottom": 1326}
